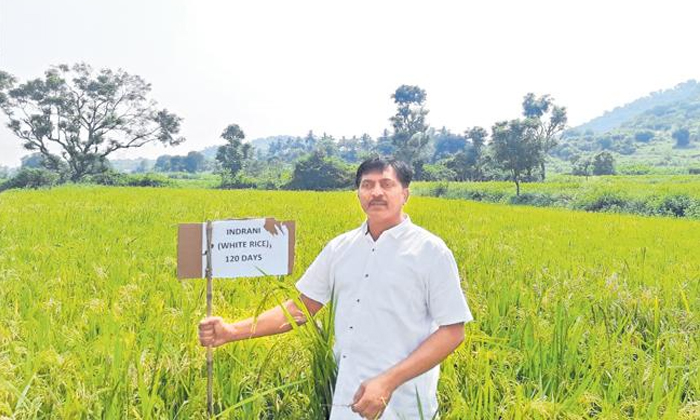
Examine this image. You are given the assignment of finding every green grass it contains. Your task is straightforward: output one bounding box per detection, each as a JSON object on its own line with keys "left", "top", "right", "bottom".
{"left": 413, "top": 175, "right": 700, "bottom": 219}
{"left": 0, "top": 186, "right": 699, "bottom": 418}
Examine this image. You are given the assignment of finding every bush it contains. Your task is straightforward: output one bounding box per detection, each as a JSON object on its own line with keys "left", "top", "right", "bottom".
{"left": 428, "top": 182, "right": 449, "bottom": 197}
{"left": 83, "top": 171, "right": 128, "bottom": 186}
{"left": 125, "top": 174, "right": 173, "bottom": 187}
{"left": 654, "top": 195, "right": 696, "bottom": 217}
{"left": 592, "top": 152, "right": 615, "bottom": 175}
{"left": 578, "top": 192, "right": 628, "bottom": 213}
{"left": 618, "top": 164, "right": 653, "bottom": 175}
{"left": 82, "top": 171, "right": 172, "bottom": 187}
{"left": 220, "top": 174, "right": 257, "bottom": 189}
{"left": 634, "top": 131, "right": 654, "bottom": 142}
{"left": 672, "top": 128, "right": 691, "bottom": 147}
{"left": 509, "top": 192, "right": 559, "bottom": 207}
{"left": 0, "top": 168, "right": 59, "bottom": 191}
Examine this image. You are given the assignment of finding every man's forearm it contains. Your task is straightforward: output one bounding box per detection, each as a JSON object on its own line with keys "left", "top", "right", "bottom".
{"left": 228, "top": 299, "right": 306, "bottom": 340}
{"left": 226, "top": 295, "right": 324, "bottom": 342}
{"left": 380, "top": 323, "right": 465, "bottom": 391}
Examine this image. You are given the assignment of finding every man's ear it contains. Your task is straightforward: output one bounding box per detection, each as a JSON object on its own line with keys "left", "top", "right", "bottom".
{"left": 403, "top": 188, "right": 410, "bottom": 203}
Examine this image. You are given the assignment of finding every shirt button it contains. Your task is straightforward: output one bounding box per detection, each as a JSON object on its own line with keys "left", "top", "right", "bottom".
{"left": 356, "top": 299, "right": 360, "bottom": 303}
{"left": 349, "top": 326, "right": 353, "bottom": 330}
{"left": 372, "top": 248, "right": 375, "bottom": 252}
{"left": 342, "top": 355, "right": 347, "bottom": 359}
{"left": 364, "top": 274, "right": 369, "bottom": 278}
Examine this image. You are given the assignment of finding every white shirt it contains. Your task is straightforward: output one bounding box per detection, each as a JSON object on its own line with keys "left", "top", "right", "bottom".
{"left": 296, "top": 216, "right": 473, "bottom": 420}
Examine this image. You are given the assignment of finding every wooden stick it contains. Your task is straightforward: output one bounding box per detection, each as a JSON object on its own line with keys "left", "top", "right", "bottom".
{"left": 205, "top": 221, "right": 214, "bottom": 417}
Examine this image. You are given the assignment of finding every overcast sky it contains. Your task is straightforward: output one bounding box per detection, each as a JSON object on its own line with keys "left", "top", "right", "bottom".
{"left": 1, "top": 0, "right": 699, "bottom": 167}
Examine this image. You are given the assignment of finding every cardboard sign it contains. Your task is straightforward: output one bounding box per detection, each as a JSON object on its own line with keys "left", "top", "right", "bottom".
{"left": 178, "top": 218, "right": 295, "bottom": 279}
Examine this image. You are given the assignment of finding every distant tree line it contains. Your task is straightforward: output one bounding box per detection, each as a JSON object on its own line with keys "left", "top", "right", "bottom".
{"left": 154, "top": 151, "right": 207, "bottom": 173}
{"left": 0, "top": 63, "right": 633, "bottom": 194}
{"left": 187, "top": 85, "right": 572, "bottom": 194}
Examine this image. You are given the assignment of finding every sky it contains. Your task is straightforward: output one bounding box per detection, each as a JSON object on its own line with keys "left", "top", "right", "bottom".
{"left": 1, "top": 0, "right": 699, "bottom": 167}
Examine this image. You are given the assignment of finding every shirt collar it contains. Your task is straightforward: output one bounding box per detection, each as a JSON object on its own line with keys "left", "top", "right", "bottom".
{"left": 362, "top": 214, "right": 411, "bottom": 240}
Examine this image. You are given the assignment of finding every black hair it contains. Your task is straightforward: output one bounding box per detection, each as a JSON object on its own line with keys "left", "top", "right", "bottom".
{"left": 355, "top": 157, "right": 413, "bottom": 188}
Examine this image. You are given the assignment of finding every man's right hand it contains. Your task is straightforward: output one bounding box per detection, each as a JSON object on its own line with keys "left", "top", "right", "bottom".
{"left": 198, "top": 316, "right": 236, "bottom": 347}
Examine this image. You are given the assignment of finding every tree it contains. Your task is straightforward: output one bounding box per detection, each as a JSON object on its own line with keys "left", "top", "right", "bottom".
{"left": 672, "top": 127, "right": 690, "bottom": 147}
{"left": 286, "top": 150, "right": 353, "bottom": 190}
{"left": 465, "top": 126, "right": 488, "bottom": 180}
{"left": 170, "top": 155, "right": 186, "bottom": 172}
{"left": 521, "top": 93, "right": 567, "bottom": 180}
{"left": 0, "top": 70, "right": 15, "bottom": 106}
{"left": 184, "top": 151, "right": 205, "bottom": 173}
{"left": 570, "top": 155, "right": 592, "bottom": 178}
{"left": 592, "top": 151, "right": 615, "bottom": 175}
{"left": 374, "top": 129, "right": 395, "bottom": 156}
{"left": 634, "top": 131, "right": 654, "bottom": 142}
{"left": 465, "top": 126, "right": 488, "bottom": 155}
{"left": 356, "top": 133, "right": 376, "bottom": 161}
{"left": 21, "top": 152, "right": 46, "bottom": 169}
{"left": 216, "top": 124, "right": 252, "bottom": 180}
{"left": 303, "top": 130, "right": 317, "bottom": 152}
{"left": 316, "top": 133, "right": 338, "bottom": 157}
{"left": 432, "top": 127, "right": 466, "bottom": 161}
{"left": 443, "top": 150, "right": 477, "bottom": 182}
{"left": 491, "top": 119, "right": 540, "bottom": 196}
{"left": 134, "top": 159, "right": 150, "bottom": 173}
{"left": 154, "top": 154, "right": 173, "bottom": 172}
{"left": 390, "top": 85, "right": 430, "bottom": 166}
{"left": 0, "top": 64, "right": 184, "bottom": 181}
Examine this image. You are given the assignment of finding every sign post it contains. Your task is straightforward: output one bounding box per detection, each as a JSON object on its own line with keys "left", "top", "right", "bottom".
{"left": 177, "top": 217, "right": 295, "bottom": 417}
{"left": 205, "top": 221, "right": 214, "bottom": 416}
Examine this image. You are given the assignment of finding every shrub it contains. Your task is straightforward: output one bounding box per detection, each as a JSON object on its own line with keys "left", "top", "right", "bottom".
{"left": 0, "top": 168, "right": 59, "bottom": 191}
{"left": 82, "top": 171, "right": 172, "bottom": 187}
{"left": 83, "top": 171, "right": 128, "bottom": 186}
{"left": 618, "top": 164, "right": 653, "bottom": 175}
{"left": 655, "top": 195, "right": 695, "bottom": 217}
{"left": 509, "top": 192, "right": 559, "bottom": 207}
{"left": 634, "top": 131, "right": 654, "bottom": 142}
{"left": 220, "top": 174, "right": 257, "bottom": 189}
{"left": 578, "top": 192, "right": 628, "bottom": 213}
{"left": 429, "top": 182, "right": 449, "bottom": 197}
{"left": 125, "top": 174, "right": 173, "bottom": 187}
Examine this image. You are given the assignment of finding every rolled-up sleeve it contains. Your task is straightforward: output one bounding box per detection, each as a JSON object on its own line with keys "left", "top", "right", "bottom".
{"left": 295, "top": 242, "right": 333, "bottom": 305}
{"left": 426, "top": 248, "right": 473, "bottom": 327}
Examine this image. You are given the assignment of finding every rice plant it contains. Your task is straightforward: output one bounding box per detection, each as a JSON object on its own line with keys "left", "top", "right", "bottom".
{"left": 0, "top": 186, "right": 698, "bottom": 418}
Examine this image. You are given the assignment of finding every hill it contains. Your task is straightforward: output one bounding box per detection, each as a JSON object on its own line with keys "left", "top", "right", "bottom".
{"left": 554, "top": 80, "right": 700, "bottom": 167}
{"left": 572, "top": 80, "right": 700, "bottom": 134}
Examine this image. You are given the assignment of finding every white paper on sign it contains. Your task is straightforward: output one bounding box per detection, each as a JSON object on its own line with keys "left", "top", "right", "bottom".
{"left": 201, "top": 218, "right": 290, "bottom": 278}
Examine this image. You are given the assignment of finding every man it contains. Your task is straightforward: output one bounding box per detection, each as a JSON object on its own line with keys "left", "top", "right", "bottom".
{"left": 199, "top": 157, "right": 472, "bottom": 419}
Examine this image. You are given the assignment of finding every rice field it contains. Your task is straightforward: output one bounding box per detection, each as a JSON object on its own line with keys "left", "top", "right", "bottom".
{"left": 0, "top": 186, "right": 699, "bottom": 419}
{"left": 416, "top": 175, "right": 700, "bottom": 199}
{"left": 413, "top": 175, "right": 700, "bottom": 218}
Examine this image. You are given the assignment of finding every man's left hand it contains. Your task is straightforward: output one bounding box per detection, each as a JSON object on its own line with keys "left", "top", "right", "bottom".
{"left": 351, "top": 374, "right": 395, "bottom": 419}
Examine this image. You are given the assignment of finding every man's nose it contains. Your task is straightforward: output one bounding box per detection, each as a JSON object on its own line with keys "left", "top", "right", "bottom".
{"left": 370, "top": 184, "right": 384, "bottom": 196}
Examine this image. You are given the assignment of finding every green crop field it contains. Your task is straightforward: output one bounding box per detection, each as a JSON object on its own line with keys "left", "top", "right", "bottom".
{"left": 1, "top": 186, "right": 699, "bottom": 419}
{"left": 413, "top": 175, "right": 700, "bottom": 219}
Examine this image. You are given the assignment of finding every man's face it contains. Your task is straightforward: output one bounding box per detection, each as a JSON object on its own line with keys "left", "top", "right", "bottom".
{"left": 357, "top": 166, "right": 409, "bottom": 223}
